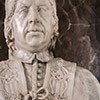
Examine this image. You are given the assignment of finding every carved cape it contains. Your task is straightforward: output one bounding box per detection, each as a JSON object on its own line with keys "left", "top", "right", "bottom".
{"left": 0, "top": 58, "right": 100, "bottom": 100}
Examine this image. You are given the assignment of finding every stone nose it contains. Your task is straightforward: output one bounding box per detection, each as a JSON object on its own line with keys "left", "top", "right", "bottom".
{"left": 28, "top": 7, "right": 39, "bottom": 24}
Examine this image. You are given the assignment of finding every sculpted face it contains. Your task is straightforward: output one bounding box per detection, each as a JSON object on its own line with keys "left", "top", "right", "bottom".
{"left": 11, "top": 0, "right": 56, "bottom": 52}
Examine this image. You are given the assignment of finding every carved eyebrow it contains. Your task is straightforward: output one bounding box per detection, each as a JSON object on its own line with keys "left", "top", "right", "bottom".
{"left": 18, "top": 1, "right": 30, "bottom": 8}
{"left": 16, "top": 1, "right": 29, "bottom": 10}
{"left": 38, "top": 4, "right": 49, "bottom": 9}
{"left": 15, "top": 3, "right": 28, "bottom": 14}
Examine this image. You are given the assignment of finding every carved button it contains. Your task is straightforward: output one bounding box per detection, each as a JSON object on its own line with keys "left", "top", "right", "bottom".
{"left": 37, "top": 82, "right": 42, "bottom": 88}
{"left": 37, "top": 69, "right": 42, "bottom": 74}
{"left": 38, "top": 63, "right": 44, "bottom": 68}
{"left": 37, "top": 75, "right": 42, "bottom": 80}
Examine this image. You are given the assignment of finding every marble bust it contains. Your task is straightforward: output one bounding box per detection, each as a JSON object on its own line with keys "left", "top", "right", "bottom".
{"left": 0, "top": 0, "right": 100, "bottom": 100}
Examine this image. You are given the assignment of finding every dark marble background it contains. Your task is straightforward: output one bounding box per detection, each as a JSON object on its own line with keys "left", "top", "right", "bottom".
{"left": 0, "top": 0, "right": 100, "bottom": 82}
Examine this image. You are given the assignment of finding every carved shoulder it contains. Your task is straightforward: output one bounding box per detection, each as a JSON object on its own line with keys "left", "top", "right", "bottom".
{"left": 73, "top": 67, "right": 100, "bottom": 100}
{"left": 76, "top": 67, "right": 100, "bottom": 88}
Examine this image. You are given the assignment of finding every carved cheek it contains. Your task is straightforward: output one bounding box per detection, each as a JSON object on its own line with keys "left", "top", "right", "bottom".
{"left": 13, "top": 17, "right": 27, "bottom": 35}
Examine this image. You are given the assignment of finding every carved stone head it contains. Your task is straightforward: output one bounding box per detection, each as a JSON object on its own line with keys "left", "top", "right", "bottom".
{"left": 4, "top": 0, "right": 59, "bottom": 55}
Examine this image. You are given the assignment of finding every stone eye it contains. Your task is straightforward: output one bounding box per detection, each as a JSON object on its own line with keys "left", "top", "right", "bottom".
{"left": 37, "top": 6, "right": 48, "bottom": 12}
{"left": 18, "top": 6, "right": 28, "bottom": 14}
{"left": 37, "top": 7, "right": 42, "bottom": 12}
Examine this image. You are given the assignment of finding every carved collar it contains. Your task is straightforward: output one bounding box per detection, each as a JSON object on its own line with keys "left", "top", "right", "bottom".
{"left": 13, "top": 50, "right": 54, "bottom": 63}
